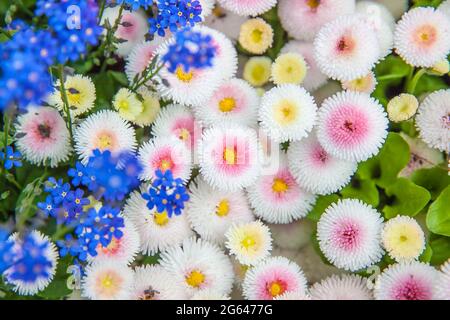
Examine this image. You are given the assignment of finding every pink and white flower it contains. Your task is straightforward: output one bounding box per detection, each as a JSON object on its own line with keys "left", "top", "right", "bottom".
{"left": 217, "top": 0, "right": 277, "bottom": 16}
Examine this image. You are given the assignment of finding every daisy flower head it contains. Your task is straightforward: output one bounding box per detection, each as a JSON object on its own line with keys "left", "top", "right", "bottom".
{"left": 204, "top": 6, "right": 248, "bottom": 42}
{"left": 243, "top": 56, "right": 272, "bottom": 87}
{"left": 259, "top": 84, "right": 317, "bottom": 143}
{"left": 15, "top": 106, "right": 71, "bottom": 167}
{"left": 310, "top": 274, "right": 373, "bottom": 300}
{"left": 225, "top": 220, "right": 272, "bottom": 266}
{"left": 90, "top": 218, "right": 140, "bottom": 265}
{"left": 287, "top": 132, "right": 357, "bottom": 195}
{"left": 435, "top": 260, "right": 450, "bottom": 300}
{"left": 281, "top": 41, "right": 328, "bottom": 92}
{"left": 113, "top": 88, "right": 143, "bottom": 122}
{"left": 242, "top": 256, "right": 308, "bottom": 300}
{"left": 317, "top": 199, "right": 384, "bottom": 271}
{"left": 271, "top": 53, "right": 308, "bottom": 86}
{"left": 191, "top": 289, "right": 230, "bottom": 300}
{"left": 186, "top": 178, "right": 254, "bottom": 244}
{"left": 198, "top": 0, "right": 215, "bottom": 19}
{"left": 317, "top": 91, "right": 389, "bottom": 162}
{"left": 138, "top": 137, "right": 192, "bottom": 182}
{"left": 132, "top": 265, "right": 187, "bottom": 300}
{"left": 439, "top": 0, "right": 450, "bottom": 18}
{"left": 239, "top": 18, "right": 273, "bottom": 55}
{"left": 132, "top": 88, "right": 161, "bottom": 127}
{"left": 246, "top": 153, "right": 317, "bottom": 224}
{"left": 194, "top": 78, "right": 260, "bottom": 128}
{"left": 73, "top": 110, "right": 137, "bottom": 164}
{"left": 314, "top": 14, "right": 381, "bottom": 81}
{"left": 394, "top": 7, "right": 450, "bottom": 68}
{"left": 160, "top": 238, "right": 234, "bottom": 298}
{"left": 387, "top": 94, "right": 419, "bottom": 123}
{"left": 341, "top": 71, "right": 378, "bottom": 94}
{"left": 125, "top": 40, "right": 163, "bottom": 84}
{"left": 49, "top": 74, "right": 96, "bottom": 117}
{"left": 152, "top": 104, "right": 202, "bottom": 151}
{"left": 381, "top": 216, "right": 425, "bottom": 262}
{"left": 431, "top": 59, "right": 450, "bottom": 75}
{"left": 415, "top": 89, "right": 450, "bottom": 152}
{"left": 217, "top": 0, "right": 277, "bottom": 17}
{"left": 199, "top": 124, "right": 262, "bottom": 192}
{"left": 278, "top": 0, "right": 356, "bottom": 42}
{"left": 82, "top": 260, "right": 134, "bottom": 300}
{"left": 374, "top": 261, "right": 439, "bottom": 300}
{"left": 274, "top": 290, "right": 311, "bottom": 300}
{"left": 123, "top": 190, "right": 194, "bottom": 255}
{"left": 4, "top": 231, "right": 58, "bottom": 296}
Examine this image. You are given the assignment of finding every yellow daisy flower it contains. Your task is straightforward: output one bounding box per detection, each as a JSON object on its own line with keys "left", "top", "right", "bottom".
{"left": 243, "top": 56, "right": 272, "bottom": 87}
{"left": 113, "top": 88, "right": 143, "bottom": 122}
{"left": 387, "top": 93, "right": 419, "bottom": 122}
{"left": 271, "top": 53, "right": 308, "bottom": 85}
{"left": 239, "top": 18, "right": 273, "bottom": 54}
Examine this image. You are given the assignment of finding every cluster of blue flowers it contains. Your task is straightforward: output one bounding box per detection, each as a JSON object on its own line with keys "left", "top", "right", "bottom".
{"left": 116, "top": 0, "right": 154, "bottom": 11}
{"left": 142, "top": 169, "right": 189, "bottom": 217}
{"left": 162, "top": 27, "right": 216, "bottom": 72}
{"left": 149, "top": 0, "right": 203, "bottom": 37}
{"left": 0, "top": 146, "right": 22, "bottom": 170}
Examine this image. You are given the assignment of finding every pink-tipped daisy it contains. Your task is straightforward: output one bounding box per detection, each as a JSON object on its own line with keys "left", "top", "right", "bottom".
{"left": 151, "top": 104, "right": 202, "bottom": 151}
{"left": 287, "top": 131, "right": 358, "bottom": 195}
{"left": 242, "top": 256, "right": 308, "bottom": 300}
{"left": 374, "top": 261, "right": 439, "bottom": 300}
{"left": 246, "top": 153, "right": 317, "bottom": 224}
{"left": 274, "top": 290, "right": 311, "bottom": 300}
{"left": 281, "top": 41, "right": 328, "bottom": 92}
{"left": 394, "top": 7, "right": 450, "bottom": 68}
{"left": 199, "top": 125, "right": 262, "bottom": 192}
{"left": 15, "top": 106, "right": 71, "bottom": 167}
{"left": 73, "top": 110, "right": 137, "bottom": 164}
{"left": 90, "top": 218, "right": 140, "bottom": 265}
{"left": 137, "top": 137, "right": 192, "bottom": 183}
{"left": 125, "top": 40, "right": 163, "bottom": 84}
{"left": 310, "top": 274, "right": 373, "bottom": 300}
{"left": 131, "top": 265, "right": 187, "bottom": 300}
{"left": 193, "top": 78, "right": 260, "bottom": 128}
{"left": 317, "top": 91, "right": 389, "bottom": 162}
{"left": 160, "top": 238, "right": 234, "bottom": 298}
{"left": 185, "top": 178, "right": 254, "bottom": 244}
{"left": 415, "top": 89, "right": 450, "bottom": 153}
{"left": 217, "top": 0, "right": 277, "bottom": 16}
{"left": 278, "top": 0, "right": 356, "bottom": 42}
{"left": 314, "top": 14, "right": 381, "bottom": 81}
{"left": 259, "top": 84, "right": 317, "bottom": 143}
{"left": 123, "top": 189, "right": 194, "bottom": 255}
{"left": 435, "top": 260, "right": 450, "bottom": 300}
{"left": 82, "top": 260, "right": 134, "bottom": 300}
{"left": 204, "top": 6, "right": 248, "bottom": 42}
{"left": 317, "top": 199, "right": 384, "bottom": 271}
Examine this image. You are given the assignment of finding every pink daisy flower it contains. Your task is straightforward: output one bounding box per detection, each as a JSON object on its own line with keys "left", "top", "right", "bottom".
{"left": 15, "top": 106, "right": 71, "bottom": 167}
{"left": 317, "top": 91, "right": 389, "bottom": 162}
{"left": 217, "top": 0, "right": 277, "bottom": 16}
{"left": 375, "top": 261, "right": 439, "bottom": 300}
{"left": 242, "top": 256, "right": 308, "bottom": 300}
{"left": 199, "top": 125, "right": 262, "bottom": 191}
{"left": 278, "top": 0, "right": 356, "bottom": 42}
{"left": 435, "top": 260, "right": 450, "bottom": 300}
{"left": 310, "top": 274, "right": 373, "bottom": 300}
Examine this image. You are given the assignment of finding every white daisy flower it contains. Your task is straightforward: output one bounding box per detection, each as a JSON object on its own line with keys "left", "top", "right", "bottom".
{"left": 287, "top": 131, "right": 358, "bottom": 195}
{"left": 159, "top": 238, "right": 234, "bottom": 298}
{"left": 185, "top": 178, "right": 254, "bottom": 244}
{"left": 394, "top": 7, "right": 450, "bottom": 68}
{"left": 317, "top": 199, "right": 385, "bottom": 271}
{"left": 274, "top": 290, "right": 311, "bottom": 300}
{"left": 191, "top": 289, "right": 231, "bottom": 300}
{"left": 216, "top": 0, "right": 277, "bottom": 16}
{"left": 439, "top": 0, "right": 450, "bottom": 18}
{"left": 15, "top": 106, "right": 71, "bottom": 167}
{"left": 314, "top": 14, "right": 381, "bottom": 81}
{"left": 435, "top": 260, "right": 450, "bottom": 300}
{"left": 415, "top": 89, "right": 450, "bottom": 153}
{"left": 198, "top": 0, "right": 215, "bottom": 18}
{"left": 259, "top": 84, "right": 317, "bottom": 143}
{"left": 310, "top": 274, "right": 373, "bottom": 300}
{"left": 193, "top": 78, "right": 260, "bottom": 128}
{"left": 242, "top": 256, "right": 308, "bottom": 300}
{"left": 316, "top": 91, "right": 389, "bottom": 162}
{"left": 82, "top": 260, "right": 134, "bottom": 300}
{"left": 73, "top": 110, "right": 137, "bottom": 164}
{"left": 374, "top": 261, "right": 439, "bottom": 300}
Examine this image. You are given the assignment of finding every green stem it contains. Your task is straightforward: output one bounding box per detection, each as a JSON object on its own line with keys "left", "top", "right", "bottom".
{"left": 98, "top": 0, "right": 107, "bottom": 22}
{"left": 377, "top": 74, "right": 407, "bottom": 81}
{"left": 52, "top": 224, "right": 72, "bottom": 241}
{"left": 132, "top": 63, "right": 164, "bottom": 91}
{"left": 99, "top": 5, "right": 125, "bottom": 71}
{"left": 58, "top": 65, "right": 74, "bottom": 143}
{"left": 407, "top": 68, "right": 426, "bottom": 95}
{"left": 15, "top": 0, "right": 34, "bottom": 17}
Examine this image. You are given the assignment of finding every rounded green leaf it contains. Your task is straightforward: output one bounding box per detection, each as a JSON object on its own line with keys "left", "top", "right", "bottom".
{"left": 411, "top": 167, "right": 450, "bottom": 200}
{"left": 341, "top": 178, "right": 379, "bottom": 207}
{"left": 426, "top": 186, "right": 450, "bottom": 237}
{"left": 307, "top": 194, "right": 340, "bottom": 222}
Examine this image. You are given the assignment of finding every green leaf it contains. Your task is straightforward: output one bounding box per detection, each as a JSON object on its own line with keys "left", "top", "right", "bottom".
{"left": 340, "top": 178, "right": 379, "bottom": 207}
{"left": 383, "top": 178, "right": 431, "bottom": 219}
{"left": 426, "top": 186, "right": 450, "bottom": 236}
{"left": 414, "top": 74, "right": 448, "bottom": 96}
{"left": 358, "top": 132, "right": 410, "bottom": 188}
{"left": 307, "top": 194, "right": 340, "bottom": 222}
{"left": 109, "top": 70, "right": 129, "bottom": 87}
{"left": 411, "top": 167, "right": 450, "bottom": 200}
{"left": 0, "top": 131, "right": 13, "bottom": 148}
{"left": 429, "top": 234, "right": 450, "bottom": 266}
{"left": 419, "top": 243, "right": 433, "bottom": 263}
{"left": 38, "top": 257, "right": 72, "bottom": 299}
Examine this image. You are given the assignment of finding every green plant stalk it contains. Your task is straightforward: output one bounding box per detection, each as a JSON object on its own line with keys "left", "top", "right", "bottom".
{"left": 377, "top": 74, "right": 407, "bottom": 81}
{"left": 406, "top": 68, "right": 426, "bottom": 95}
{"left": 131, "top": 63, "right": 165, "bottom": 92}
{"left": 58, "top": 65, "right": 74, "bottom": 143}
{"left": 99, "top": 5, "right": 125, "bottom": 72}
{"left": 98, "top": 0, "right": 107, "bottom": 22}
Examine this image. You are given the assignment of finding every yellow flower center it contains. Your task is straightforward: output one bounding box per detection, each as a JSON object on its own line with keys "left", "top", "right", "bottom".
{"left": 251, "top": 29, "right": 263, "bottom": 43}
{"left": 215, "top": 199, "right": 230, "bottom": 217}
{"left": 272, "top": 178, "right": 288, "bottom": 193}
{"left": 185, "top": 270, "right": 205, "bottom": 288}
{"left": 268, "top": 281, "right": 283, "bottom": 297}
{"left": 241, "top": 235, "right": 256, "bottom": 249}
{"left": 223, "top": 147, "right": 237, "bottom": 165}
{"left": 176, "top": 66, "right": 194, "bottom": 82}
{"left": 275, "top": 101, "right": 298, "bottom": 125}
{"left": 67, "top": 88, "right": 81, "bottom": 105}
{"left": 399, "top": 235, "right": 408, "bottom": 242}
{"left": 219, "top": 97, "right": 237, "bottom": 113}
{"left": 101, "top": 274, "right": 114, "bottom": 288}
{"left": 154, "top": 211, "right": 169, "bottom": 226}
{"left": 178, "top": 128, "right": 190, "bottom": 141}
{"left": 118, "top": 99, "right": 130, "bottom": 111}
{"left": 307, "top": 0, "right": 321, "bottom": 9}
{"left": 159, "top": 158, "right": 173, "bottom": 172}
{"left": 415, "top": 25, "right": 437, "bottom": 46}
{"left": 96, "top": 133, "right": 115, "bottom": 150}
